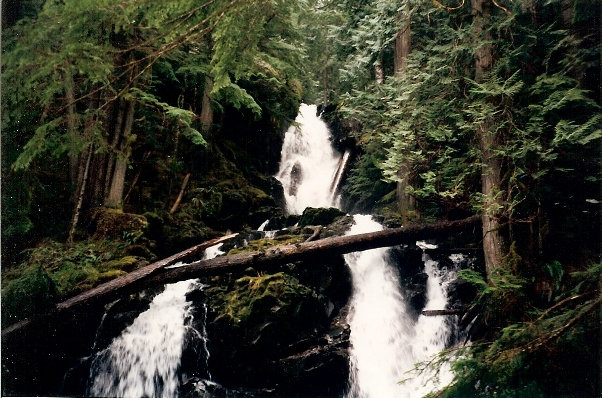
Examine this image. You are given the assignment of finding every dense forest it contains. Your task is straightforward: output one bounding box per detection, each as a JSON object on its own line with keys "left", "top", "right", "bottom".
{"left": 2, "top": 0, "right": 600, "bottom": 397}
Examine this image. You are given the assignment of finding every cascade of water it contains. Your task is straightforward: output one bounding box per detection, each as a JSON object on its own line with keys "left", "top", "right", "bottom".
{"left": 344, "top": 218, "right": 459, "bottom": 398}
{"left": 344, "top": 215, "right": 415, "bottom": 398}
{"left": 275, "top": 105, "right": 460, "bottom": 397}
{"left": 87, "top": 279, "right": 199, "bottom": 398}
{"left": 275, "top": 103, "right": 344, "bottom": 214}
{"left": 86, "top": 244, "right": 225, "bottom": 398}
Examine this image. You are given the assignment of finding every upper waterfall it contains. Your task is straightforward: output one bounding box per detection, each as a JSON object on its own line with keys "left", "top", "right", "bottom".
{"left": 275, "top": 104, "right": 345, "bottom": 214}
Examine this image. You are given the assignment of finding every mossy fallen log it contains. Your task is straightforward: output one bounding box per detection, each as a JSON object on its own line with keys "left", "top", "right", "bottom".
{"left": 2, "top": 215, "right": 480, "bottom": 337}
{"left": 65, "top": 216, "right": 479, "bottom": 310}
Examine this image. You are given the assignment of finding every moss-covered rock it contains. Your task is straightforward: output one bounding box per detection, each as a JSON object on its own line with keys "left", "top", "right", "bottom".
{"left": 298, "top": 207, "right": 346, "bottom": 227}
{"left": 91, "top": 208, "right": 148, "bottom": 241}
{"left": 210, "top": 272, "right": 316, "bottom": 325}
{"left": 203, "top": 270, "right": 331, "bottom": 388}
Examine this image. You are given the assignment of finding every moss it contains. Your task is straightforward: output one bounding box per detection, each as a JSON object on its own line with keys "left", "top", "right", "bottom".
{"left": 98, "top": 270, "right": 127, "bottom": 281}
{"left": 92, "top": 207, "right": 148, "bottom": 240}
{"left": 51, "top": 261, "right": 100, "bottom": 297}
{"left": 1, "top": 238, "right": 153, "bottom": 324}
{"left": 98, "top": 256, "right": 145, "bottom": 273}
{"left": 209, "top": 272, "right": 313, "bottom": 325}
{"left": 226, "top": 234, "right": 308, "bottom": 255}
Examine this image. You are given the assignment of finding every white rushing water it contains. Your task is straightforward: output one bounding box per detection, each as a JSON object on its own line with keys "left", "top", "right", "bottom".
{"left": 276, "top": 104, "right": 459, "bottom": 397}
{"left": 344, "top": 216, "right": 457, "bottom": 398}
{"left": 275, "top": 103, "right": 344, "bottom": 214}
{"left": 87, "top": 244, "right": 225, "bottom": 398}
{"left": 87, "top": 279, "right": 199, "bottom": 398}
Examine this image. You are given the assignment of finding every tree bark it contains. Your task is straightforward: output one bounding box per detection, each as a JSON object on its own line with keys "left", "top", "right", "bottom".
{"left": 67, "top": 145, "right": 93, "bottom": 244}
{"left": 393, "top": 8, "right": 411, "bottom": 76}
{"left": 54, "top": 216, "right": 480, "bottom": 312}
{"left": 472, "top": 0, "right": 506, "bottom": 276}
{"left": 393, "top": 8, "right": 414, "bottom": 220}
{"left": 396, "top": 163, "right": 416, "bottom": 224}
{"left": 64, "top": 71, "right": 80, "bottom": 186}
{"left": 104, "top": 99, "right": 135, "bottom": 208}
{"left": 200, "top": 76, "right": 214, "bottom": 133}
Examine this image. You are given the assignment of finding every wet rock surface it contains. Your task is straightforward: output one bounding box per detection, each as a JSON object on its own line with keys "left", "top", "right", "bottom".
{"left": 183, "top": 253, "right": 353, "bottom": 397}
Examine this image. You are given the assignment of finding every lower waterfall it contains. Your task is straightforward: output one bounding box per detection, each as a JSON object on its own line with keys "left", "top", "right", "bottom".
{"left": 344, "top": 215, "right": 458, "bottom": 398}
{"left": 87, "top": 279, "right": 199, "bottom": 398}
{"left": 86, "top": 244, "right": 224, "bottom": 397}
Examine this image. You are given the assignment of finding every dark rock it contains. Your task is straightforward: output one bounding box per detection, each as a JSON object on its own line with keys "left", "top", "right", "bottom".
{"left": 320, "top": 215, "right": 354, "bottom": 239}
{"left": 447, "top": 278, "right": 478, "bottom": 310}
{"left": 388, "top": 244, "right": 425, "bottom": 279}
{"left": 288, "top": 162, "right": 303, "bottom": 196}
{"left": 187, "top": 256, "right": 352, "bottom": 396}
{"left": 298, "top": 207, "right": 346, "bottom": 227}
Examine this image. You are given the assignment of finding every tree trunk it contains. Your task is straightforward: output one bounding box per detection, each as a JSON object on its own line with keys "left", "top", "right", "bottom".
{"left": 67, "top": 145, "right": 93, "bottom": 244}
{"left": 55, "top": 216, "right": 480, "bottom": 312}
{"left": 393, "top": 8, "right": 411, "bottom": 76}
{"left": 394, "top": 8, "right": 414, "bottom": 220}
{"left": 170, "top": 173, "right": 191, "bottom": 214}
{"left": 472, "top": 0, "right": 506, "bottom": 275}
{"left": 200, "top": 76, "right": 214, "bottom": 133}
{"left": 64, "top": 72, "right": 80, "bottom": 186}
{"left": 396, "top": 163, "right": 416, "bottom": 224}
{"left": 104, "top": 99, "right": 135, "bottom": 208}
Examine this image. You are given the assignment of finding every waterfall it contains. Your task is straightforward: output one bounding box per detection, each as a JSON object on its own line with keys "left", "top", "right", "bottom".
{"left": 87, "top": 279, "right": 199, "bottom": 398}
{"left": 344, "top": 215, "right": 414, "bottom": 398}
{"left": 276, "top": 105, "right": 459, "bottom": 397}
{"left": 86, "top": 244, "right": 224, "bottom": 397}
{"left": 344, "top": 217, "right": 458, "bottom": 398}
{"left": 275, "top": 103, "right": 344, "bottom": 214}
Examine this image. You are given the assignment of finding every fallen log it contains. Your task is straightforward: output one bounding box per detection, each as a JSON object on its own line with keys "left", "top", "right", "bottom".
{"left": 150, "top": 215, "right": 480, "bottom": 285}
{"left": 63, "top": 215, "right": 479, "bottom": 311}
{"left": 3, "top": 215, "right": 480, "bottom": 337}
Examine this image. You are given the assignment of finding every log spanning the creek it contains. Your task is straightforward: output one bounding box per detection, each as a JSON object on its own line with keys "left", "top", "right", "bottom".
{"left": 64, "top": 215, "right": 480, "bottom": 310}
{"left": 2, "top": 216, "right": 480, "bottom": 337}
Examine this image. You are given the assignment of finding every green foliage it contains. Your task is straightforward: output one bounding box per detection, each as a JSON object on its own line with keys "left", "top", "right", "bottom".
{"left": 444, "top": 261, "right": 600, "bottom": 397}
{"left": 1, "top": 264, "right": 57, "bottom": 325}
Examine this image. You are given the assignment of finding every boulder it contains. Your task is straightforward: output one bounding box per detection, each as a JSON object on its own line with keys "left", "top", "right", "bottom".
{"left": 298, "top": 207, "right": 346, "bottom": 227}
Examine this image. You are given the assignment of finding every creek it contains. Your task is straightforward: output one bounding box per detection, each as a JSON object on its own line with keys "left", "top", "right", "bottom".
{"left": 37, "top": 104, "right": 467, "bottom": 397}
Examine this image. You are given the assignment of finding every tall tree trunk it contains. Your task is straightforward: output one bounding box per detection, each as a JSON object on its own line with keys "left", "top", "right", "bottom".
{"left": 393, "top": 8, "right": 411, "bottom": 76}
{"left": 67, "top": 145, "right": 93, "bottom": 244}
{"left": 104, "top": 99, "right": 135, "bottom": 208}
{"left": 472, "top": 0, "right": 506, "bottom": 276}
{"left": 104, "top": 98, "right": 127, "bottom": 198}
{"left": 200, "top": 76, "right": 214, "bottom": 133}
